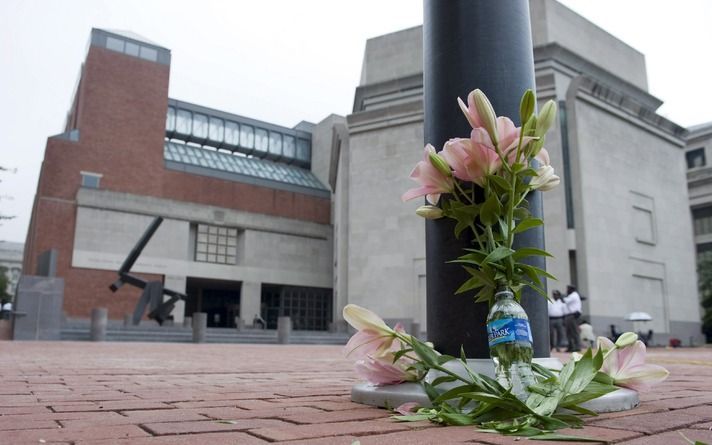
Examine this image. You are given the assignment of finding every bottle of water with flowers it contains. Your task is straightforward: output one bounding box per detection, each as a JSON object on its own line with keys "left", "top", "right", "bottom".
{"left": 402, "top": 88, "right": 560, "bottom": 397}
{"left": 487, "top": 287, "right": 535, "bottom": 394}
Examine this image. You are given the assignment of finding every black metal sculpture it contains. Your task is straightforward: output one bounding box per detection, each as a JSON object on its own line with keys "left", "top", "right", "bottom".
{"left": 109, "top": 216, "right": 186, "bottom": 325}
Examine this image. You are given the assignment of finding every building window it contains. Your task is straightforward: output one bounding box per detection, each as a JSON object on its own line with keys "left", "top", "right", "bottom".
{"left": 261, "top": 284, "right": 333, "bottom": 331}
{"left": 176, "top": 109, "right": 192, "bottom": 135}
{"left": 192, "top": 113, "right": 208, "bottom": 140}
{"left": 296, "top": 138, "right": 310, "bottom": 162}
{"left": 240, "top": 125, "right": 254, "bottom": 149}
{"left": 208, "top": 117, "right": 224, "bottom": 143}
{"left": 224, "top": 121, "right": 239, "bottom": 146}
{"left": 80, "top": 171, "right": 102, "bottom": 189}
{"left": 125, "top": 41, "right": 140, "bottom": 57}
{"left": 106, "top": 36, "right": 124, "bottom": 52}
{"left": 195, "top": 224, "right": 237, "bottom": 264}
{"left": 693, "top": 207, "right": 712, "bottom": 236}
{"left": 687, "top": 148, "right": 706, "bottom": 169}
{"left": 283, "top": 135, "right": 296, "bottom": 159}
{"left": 166, "top": 106, "right": 175, "bottom": 132}
{"left": 254, "top": 128, "right": 269, "bottom": 153}
{"left": 139, "top": 46, "right": 158, "bottom": 62}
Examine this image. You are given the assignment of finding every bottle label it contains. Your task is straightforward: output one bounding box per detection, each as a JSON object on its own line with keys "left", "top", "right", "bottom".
{"left": 487, "top": 318, "right": 533, "bottom": 347}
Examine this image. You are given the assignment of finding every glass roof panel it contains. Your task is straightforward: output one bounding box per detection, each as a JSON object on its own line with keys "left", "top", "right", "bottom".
{"left": 164, "top": 141, "right": 328, "bottom": 193}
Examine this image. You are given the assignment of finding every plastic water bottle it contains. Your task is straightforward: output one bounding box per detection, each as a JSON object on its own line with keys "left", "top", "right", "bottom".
{"left": 486, "top": 287, "right": 535, "bottom": 398}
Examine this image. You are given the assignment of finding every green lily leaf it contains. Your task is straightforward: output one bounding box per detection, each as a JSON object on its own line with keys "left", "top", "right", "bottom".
{"left": 480, "top": 194, "right": 502, "bottom": 226}
{"left": 528, "top": 432, "right": 604, "bottom": 442}
{"left": 439, "top": 412, "right": 476, "bottom": 425}
{"left": 391, "top": 414, "right": 432, "bottom": 422}
{"left": 430, "top": 375, "right": 458, "bottom": 387}
{"left": 512, "top": 247, "right": 554, "bottom": 260}
{"left": 483, "top": 246, "right": 514, "bottom": 264}
{"left": 513, "top": 218, "right": 544, "bottom": 234}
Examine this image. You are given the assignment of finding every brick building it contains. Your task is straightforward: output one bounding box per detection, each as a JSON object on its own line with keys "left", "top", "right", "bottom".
{"left": 24, "top": 29, "right": 333, "bottom": 329}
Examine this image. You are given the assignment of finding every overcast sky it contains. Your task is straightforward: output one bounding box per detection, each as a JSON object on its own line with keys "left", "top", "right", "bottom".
{"left": 1, "top": 1, "right": 710, "bottom": 245}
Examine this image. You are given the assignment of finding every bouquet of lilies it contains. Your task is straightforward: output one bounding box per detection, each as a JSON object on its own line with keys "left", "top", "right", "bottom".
{"left": 402, "top": 88, "right": 559, "bottom": 304}
{"left": 343, "top": 304, "right": 669, "bottom": 440}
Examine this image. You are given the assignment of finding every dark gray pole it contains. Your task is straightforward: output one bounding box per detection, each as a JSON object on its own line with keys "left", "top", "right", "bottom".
{"left": 424, "top": 0, "right": 549, "bottom": 358}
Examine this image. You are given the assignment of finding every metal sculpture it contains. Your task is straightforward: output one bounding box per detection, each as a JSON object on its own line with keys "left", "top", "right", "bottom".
{"left": 109, "top": 216, "right": 186, "bottom": 325}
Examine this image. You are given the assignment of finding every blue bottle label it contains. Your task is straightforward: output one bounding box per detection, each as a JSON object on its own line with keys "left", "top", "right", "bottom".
{"left": 487, "top": 318, "right": 533, "bottom": 347}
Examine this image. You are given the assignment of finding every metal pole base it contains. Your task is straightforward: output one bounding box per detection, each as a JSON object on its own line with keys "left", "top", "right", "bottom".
{"left": 350, "top": 358, "right": 639, "bottom": 413}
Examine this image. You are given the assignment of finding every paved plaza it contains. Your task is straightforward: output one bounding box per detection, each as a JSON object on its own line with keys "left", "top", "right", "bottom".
{"left": 0, "top": 341, "right": 710, "bottom": 444}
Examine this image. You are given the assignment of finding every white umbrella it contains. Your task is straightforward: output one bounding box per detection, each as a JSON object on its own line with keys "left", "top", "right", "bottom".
{"left": 625, "top": 312, "right": 653, "bottom": 322}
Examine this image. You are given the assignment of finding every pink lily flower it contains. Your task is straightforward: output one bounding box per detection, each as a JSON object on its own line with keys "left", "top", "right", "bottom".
{"left": 354, "top": 353, "right": 419, "bottom": 386}
{"left": 343, "top": 304, "right": 420, "bottom": 386}
{"left": 459, "top": 90, "right": 535, "bottom": 164}
{"left": 441, "top": 137, "right": 501, "bottom": 186}
{"left": 401, "top": 144, "right": 455, "bottom": 205}
{"left": 457, "top": 90, "right": 486, "bottom": 130}
{"left": 597, "top": 336, "right": 669, "bottom": 391}
{"left": 395, "top": 401, "right": 420, "bottom": 415}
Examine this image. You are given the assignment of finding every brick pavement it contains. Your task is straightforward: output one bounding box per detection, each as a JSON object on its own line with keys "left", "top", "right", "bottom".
{"left": 0, "top": 342, "right": 710, "bottom": 444}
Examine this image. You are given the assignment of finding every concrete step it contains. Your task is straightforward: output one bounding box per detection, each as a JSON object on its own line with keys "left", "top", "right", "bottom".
{"left": 59, "top": 326, "right": 349, "bottom": 345}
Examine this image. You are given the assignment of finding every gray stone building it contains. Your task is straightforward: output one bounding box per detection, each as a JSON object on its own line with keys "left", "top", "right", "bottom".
{"left": 320, "top": 0, "right": 702, "bottom": 344}
{"left": 687, "top": 122, "right": 712, "bottom": 261}
{"left": 0, "top": 241, "right": 23, "bottom": 297}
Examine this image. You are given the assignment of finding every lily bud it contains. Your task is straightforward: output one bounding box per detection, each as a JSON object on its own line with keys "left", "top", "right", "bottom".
{"left": 428, "top": 151, "right": 452, "bottom": 178}
{"left": 536, "top": 100, "right": 558, "bottom": 136}
{"left": 529, "top": 165, "right": 560, "bottom": 192}
{"left": 472, "top": 89, "right": 499, "bottom": 146}
{"left": 615, "top": 332, "right": 639, "bottom": 349}
{"left": 519, "top": 89, "right": 536, "bottom": 126}
{"left": 416, "top": 205, "right": 443, "bottom": 219}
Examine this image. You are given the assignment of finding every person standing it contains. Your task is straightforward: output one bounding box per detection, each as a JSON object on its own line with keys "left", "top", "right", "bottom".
{"left": 548, "top": 290, "right": 566, "bottom": 352}
{"left": 563, "top": 285, "right": 582, "bottom": 352}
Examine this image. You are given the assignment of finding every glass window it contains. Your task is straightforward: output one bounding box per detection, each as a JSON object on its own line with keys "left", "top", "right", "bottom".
{"left": 240, "top": 125, "right": 254, "bottom": 149}
{"left": 694, "top": 207, "right": 712, "bottom": 236}
{"left": 194, "top": 223, "right": 237, "bottom": 264}
{"left": 166, "top": 107, "right": 176, "bottom": 132}
{"left": 208, "top": 117, "right": 224, "bottom": 143}
{"left": 687, "top": 148, "right": 706, "bottom": 169}
{"left": 125, "top": 41, "right": 139, "bottom": 57}
{"left": 269, "top": 132, "right": 282, "bottom": 156}
{"left": 224, "top": 121, "right": 239, "bottom": 146}
{"left": 139, "top": 46, "right": 158, "bottom": 62}
{"left": 176, "top": 109, "right": 192, "bottom": 135}
{"left": 81, "top": 172, "right": 102, "bottom": 189}
{"left": 283, "top": 135, "right": 296, "bottom": 159}
{"left": 297, "top": 138, "right": 310, "bottom": 161}
{"left": 254, "top": 128, "right": 269, "bottom": 153}
{"left": 106, "top": 36, "right": 124, "bottom": 52}
{"left": 193, "top": 113, "right": 208, "bottom": 139}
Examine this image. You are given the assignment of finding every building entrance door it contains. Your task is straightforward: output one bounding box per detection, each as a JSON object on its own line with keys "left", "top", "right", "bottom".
{"left": 186, "top": 277, "right": 241, "bottom": 328}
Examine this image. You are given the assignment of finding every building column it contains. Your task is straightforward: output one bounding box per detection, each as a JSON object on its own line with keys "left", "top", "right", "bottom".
{"left": 164, "top": 275, "right": 186, "bottom": 324}
{"left": 241, "top": 281, "right": 262, "bottom": 327}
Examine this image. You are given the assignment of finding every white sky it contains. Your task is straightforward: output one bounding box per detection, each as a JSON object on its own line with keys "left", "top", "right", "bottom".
{"left": 0, "top": 1, "right": 710, "bottom": 244}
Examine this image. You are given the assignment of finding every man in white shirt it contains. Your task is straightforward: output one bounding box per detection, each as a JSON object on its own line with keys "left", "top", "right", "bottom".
{"left": 563, "top": 285, "right": 582, "bottom": 352}
{"left": 548, "top": 290, "right": 566, "bottom": 352}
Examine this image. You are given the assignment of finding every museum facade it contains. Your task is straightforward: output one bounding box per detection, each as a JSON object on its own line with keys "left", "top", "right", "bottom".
{"left": 23, "top": 0, "right": 705, "bottom": 343}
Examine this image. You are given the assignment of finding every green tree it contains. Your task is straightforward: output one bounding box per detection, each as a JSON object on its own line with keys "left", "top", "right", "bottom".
{"left": 0, "top": 266, "right": 10, "bottom": 302}
{"left": 698, "top": 257, "right": 712, "bottom": 343}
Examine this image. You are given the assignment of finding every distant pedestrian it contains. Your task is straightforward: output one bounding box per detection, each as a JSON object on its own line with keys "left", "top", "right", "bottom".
{"left": 578, "top": 318, "right": 595, "bottom": 349}
{"left": 548, "top": 290, "right": 566, "bottom": 352}
{"left": 563, "top": 285, "right": 582, "bottom": 352}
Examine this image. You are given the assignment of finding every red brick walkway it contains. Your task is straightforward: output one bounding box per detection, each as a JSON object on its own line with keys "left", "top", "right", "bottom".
{"left": 0, "top": 342, "right": 710, "bottom": 444}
